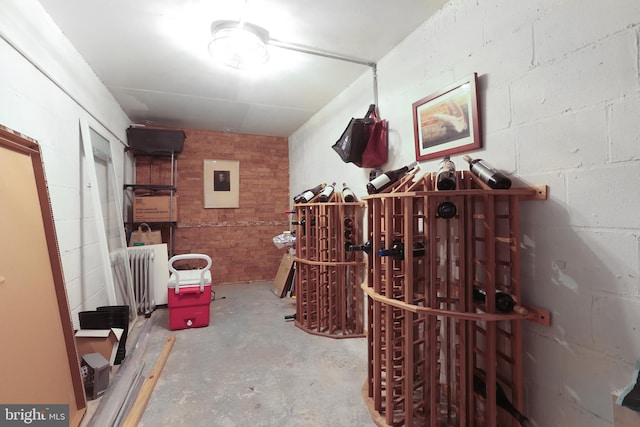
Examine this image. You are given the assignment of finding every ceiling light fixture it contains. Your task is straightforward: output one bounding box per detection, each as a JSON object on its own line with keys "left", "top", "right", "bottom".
{"left": 208, "top": 20, "right": 270, "bottom": 69}
{"left": 208, "top": 20, "right": 379, "bottom": 103}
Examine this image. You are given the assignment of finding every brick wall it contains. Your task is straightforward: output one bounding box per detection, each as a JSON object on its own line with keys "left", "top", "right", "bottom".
{"left": 136, "top": 128, "right": 290, "bottom": 284}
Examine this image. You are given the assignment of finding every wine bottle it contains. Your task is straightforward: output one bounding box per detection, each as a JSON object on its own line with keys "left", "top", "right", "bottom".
{"left": 366, "top": 161, "right": 419, "bottom": 194}
{"left": 318, "top": 182, "right": 336, "bottom": 202}
{"left": 463, "top": 155, "right": 512, "bottom": 189}
{"left": 378, "top": 240, "right": 425, "bottom": 259}
{"left": 344, "top": 229, "right": 355, "bottom": 240}
{"left": 472, "top": 286, "right": 528, "bottom": 315}
{"left": 291, "top": 217, "right": 316, "bottom": 227}
{"left": 347, "top": 241, "right": 374, "bottom": 254}
{"left": 293, "top": 183, "right": 327, "bottom": 203}
{"left": 473, "top": 368, "right": 530, "bottom": 427}
{"left": 344, "top": 217, "right": 354, "bottom": 228}
{"left": 437, "top": 201, "right": 457, "bottom": 219}
{"left": 436, "top": 155, "right": 457, "bottom": 190}
{"left": 342, "top": 183, "right": 357, "bottom": 202}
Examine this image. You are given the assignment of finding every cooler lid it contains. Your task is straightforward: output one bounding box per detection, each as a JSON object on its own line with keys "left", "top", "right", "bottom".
{"left": 168, "top": 269, "right": 211, "bottom": 287}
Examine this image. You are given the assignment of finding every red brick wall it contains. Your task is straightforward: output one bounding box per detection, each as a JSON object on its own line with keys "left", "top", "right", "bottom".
{"left": 135, "top": 128, "right": 290, "bottom": 284}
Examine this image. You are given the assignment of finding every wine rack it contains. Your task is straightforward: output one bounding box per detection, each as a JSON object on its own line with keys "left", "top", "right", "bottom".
{"left": 362, "top": 170, "right": 550, "bottom": 427}
{"left": 293, "top": 191, "right": 366, "bottom": 338}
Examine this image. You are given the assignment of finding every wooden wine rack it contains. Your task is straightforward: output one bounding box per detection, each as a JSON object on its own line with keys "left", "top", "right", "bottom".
{"left": 293, "top": 191, "right": 367, "bottom": 338}
{"left": 362, "top": 170, "right": 550, "bottom": 427}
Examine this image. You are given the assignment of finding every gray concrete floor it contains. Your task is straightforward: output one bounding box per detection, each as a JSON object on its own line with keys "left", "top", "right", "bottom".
{"left": 133, "top": 281, "right": 377, "bottom": 427}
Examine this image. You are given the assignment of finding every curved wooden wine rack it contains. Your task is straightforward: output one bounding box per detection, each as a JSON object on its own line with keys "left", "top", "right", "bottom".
{"left": 362, "top": 170, "right": 550, "bottom": 427}
{"left": 293, "top": 192, "right": 367, "bottom": 338}
{"left": 361, "top": 284, "right": 550, "bottom": 325}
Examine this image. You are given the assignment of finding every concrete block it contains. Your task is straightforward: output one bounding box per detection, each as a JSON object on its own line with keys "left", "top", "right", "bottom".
{"left": 44, "top": 143, "right": 81, "bottom": 189}
{"left": 519, "top": 225, "right": 601, "bottom": 339}
{"left": 523, "top": 329, "right": 634, "bottom": 426}
{"left": 455, "top": 25, "right": 533, "bottom": 87}
{"left": 567, "top": 163, "right": 640, "bottom": 228}
{"left": 477, "top": 128, "right": 517, "bottom": 171}
{"left": 48, "top": 186, "right": 82, "bottom": 222}
{"left": 481, "top": 82, "right": 511, "bottom": 133}
{"left": 610, "top": 96, "right": 640, "bottom": 161}
{"left": 382, "top": 29, "right": 431, "bottom": 83}
{"left": 592, "top": 295, "right": 640, "bottom": 360}
{"left": 518, "top": 171, "right": 566, "bottom": 226}
{"left": 65, "top": 280, "right": 83, "bottom": 318}
{"left": 517, "top": 107, "right": 608, "bottom": 173}
{"left": 577, "top": 230, "right": 638, "bottom": 295}
{"left": 512, "top": 31, "right": 638, "bottom": 124}
{"left": 54, "top": 219, "right": 82, "bottom": 254}
{"left": 481, "top": 0, "right": 542, "bottom": 44}
{"left": 424, "top": 0, "right": 484, "bottom": 69}
{"left": 522, "top": 330, "right": 566, "bottom": 394}
{"left": 535, "top": 0, "right": 640, "bottom": 64}
{"left": 522, "top": 332, "right": 611, "bottom": 426}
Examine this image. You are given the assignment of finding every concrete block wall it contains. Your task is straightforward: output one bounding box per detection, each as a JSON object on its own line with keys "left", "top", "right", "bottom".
{"left": 289, "top": 0, "right": 640, "bottom": 425}
{"left": 0, "top": 0, "right": 132, "bottom": 328}
{"left": 135, "top": 128, "right": 290, "bottom": 284}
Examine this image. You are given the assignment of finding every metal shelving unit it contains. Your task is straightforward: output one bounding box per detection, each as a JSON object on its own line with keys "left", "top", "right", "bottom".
{"left": 123, "top": 150, "right": 178, "bottom": 256}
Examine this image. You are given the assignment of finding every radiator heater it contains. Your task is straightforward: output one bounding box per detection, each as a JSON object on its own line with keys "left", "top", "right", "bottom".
{"left": 127, "top": 246, "right": 156, "bottom": 316}
{"left": 125, "top": 244, "right": 170, "bottom": 313}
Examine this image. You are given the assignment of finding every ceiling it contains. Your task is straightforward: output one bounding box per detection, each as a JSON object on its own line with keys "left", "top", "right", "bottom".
{"left": 38, "top": 0, "right": 446, "bottom": 137}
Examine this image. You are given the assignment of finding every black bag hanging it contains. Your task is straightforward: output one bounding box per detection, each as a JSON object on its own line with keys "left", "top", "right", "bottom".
{"left": 332, "top": 104, "right": 376, "bottom": 164}
{"left": 354, "top": 107, "right": 388, "bottom": 168}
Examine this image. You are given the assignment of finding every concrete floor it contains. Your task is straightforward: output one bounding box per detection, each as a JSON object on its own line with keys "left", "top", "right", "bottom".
{"left": 130, "top": 281, "right": 377, "bottom": 427}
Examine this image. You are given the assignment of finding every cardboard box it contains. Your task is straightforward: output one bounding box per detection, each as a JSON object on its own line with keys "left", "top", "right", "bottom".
{"left": 133, "top": 196, "right": 177, "bottom": 222}
{"left": 613, "top": 391, "right": 640, "bottom": 426}
{"left": 272, "top": 253, "right": 295, "bottom": 297}
{"left": 75, "top": 328, "right": 123, "bottom": 365}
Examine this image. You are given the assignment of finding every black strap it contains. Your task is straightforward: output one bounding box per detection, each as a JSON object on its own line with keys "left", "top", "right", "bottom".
{"left": 365, "top": 104, "right": 376, "bottom": 117}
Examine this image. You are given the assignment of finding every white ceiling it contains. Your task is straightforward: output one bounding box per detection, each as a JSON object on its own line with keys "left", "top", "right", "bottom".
{"left": 38, "top": 0, "right": 446, "bottom": 137}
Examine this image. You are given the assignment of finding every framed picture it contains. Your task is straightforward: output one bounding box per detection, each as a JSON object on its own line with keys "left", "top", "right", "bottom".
{"left": 203, "top": 159, "right": 239, "bottom": 208}
{"left": 413, "top": 73, "right": 481, "bottom": 161}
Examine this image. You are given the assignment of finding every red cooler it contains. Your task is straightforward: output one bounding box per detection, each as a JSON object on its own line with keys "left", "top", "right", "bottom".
{"left": 167, "top": 254, "right": 212, "bottom": 331}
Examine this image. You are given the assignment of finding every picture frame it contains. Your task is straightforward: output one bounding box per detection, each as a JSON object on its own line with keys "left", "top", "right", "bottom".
{"left": 203, "top": 159, "right": 239, "bottom": 208}
{"left": 412, "top": 73, "right": 481, "bottom": 161}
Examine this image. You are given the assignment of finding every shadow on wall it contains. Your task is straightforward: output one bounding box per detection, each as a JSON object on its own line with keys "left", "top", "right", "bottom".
{"left": 518, "top": 186, "right": 639, "bottom": 425}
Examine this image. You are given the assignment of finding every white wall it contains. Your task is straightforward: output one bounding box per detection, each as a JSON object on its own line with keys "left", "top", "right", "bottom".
{"left": 0, "top": 0, "right": 132, "bottom": 327}
{"left": 289, "top": 0, "right": 640, "bottom": 425}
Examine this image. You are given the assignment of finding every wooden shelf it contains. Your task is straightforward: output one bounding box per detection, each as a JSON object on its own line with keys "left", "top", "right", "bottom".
{"left": 362, "top": 170, "right": 550, "bottom": 427}
{"left": 293, "top": 192, "right": 366, "bottom": 338}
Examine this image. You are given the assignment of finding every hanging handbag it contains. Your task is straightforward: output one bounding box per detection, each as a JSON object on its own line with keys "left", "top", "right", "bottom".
{"left": 332, "top": 104, "right": 376, "bottom": 164}
{"left": 128, "top": 223, "right": 163, "bottom": 246}
{"left": 354, "top": 107, "right": 388, "bottom": 168}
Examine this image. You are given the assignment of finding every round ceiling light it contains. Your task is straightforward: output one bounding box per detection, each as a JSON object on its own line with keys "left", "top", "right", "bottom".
{"left": 208, "top": 21, "right": 270, "bottom": 69}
